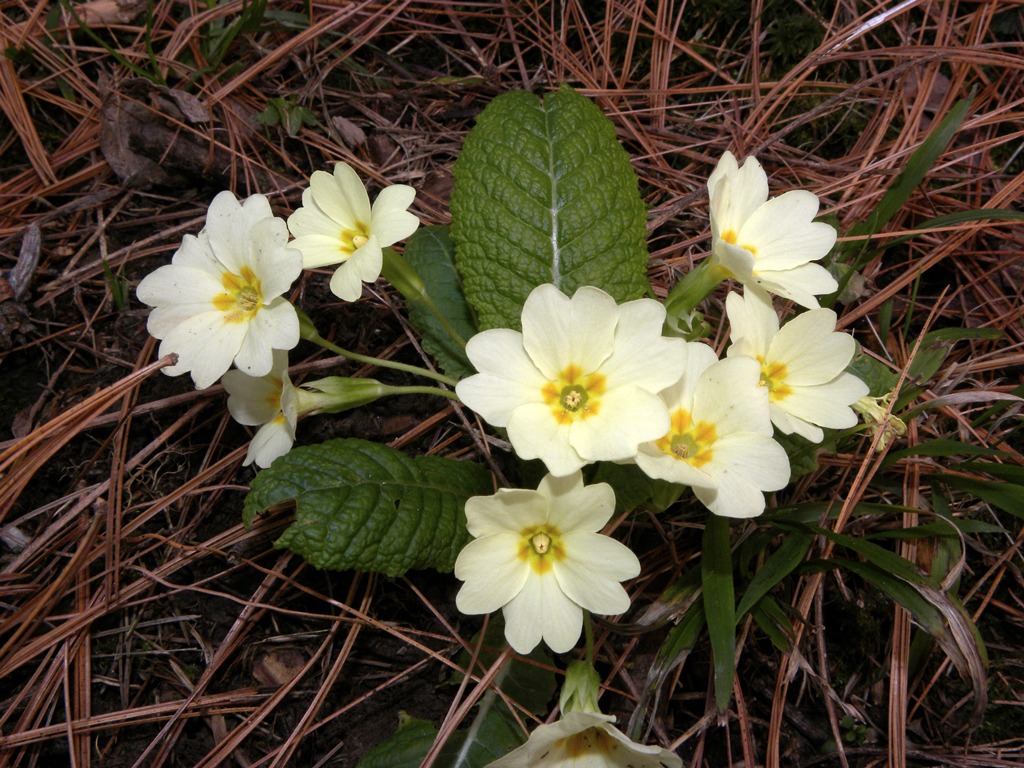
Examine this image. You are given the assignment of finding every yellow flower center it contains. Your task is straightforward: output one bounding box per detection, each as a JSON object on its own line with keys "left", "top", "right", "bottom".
{"left": 559, "top": 727, "right": 618, "bottom": 758}
{"left": 759, "top": 359, "right": 791, "bottom": 402}
{"left": 541, "top": 365, "right": 606, "bottom": 425}
{"left": 518, "top": 525, "right": 565, "bottom": 575}
{"left": 721, "top": 229, "right": 758, "bottom": 256}
{"left": 340, "top": 223, "right": 370, "bottom": 255}
{"left": 212, "top": 265, "right": 263, "bottom": 324}
{"left": 655, "top": 408, "right": 716, "bottom": 467}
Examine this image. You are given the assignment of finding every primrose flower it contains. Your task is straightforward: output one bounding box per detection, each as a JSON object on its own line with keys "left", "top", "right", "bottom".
{"left": 455, "top": 284, "right": 687, "bottom": 477}
{"left": 487, "top": 711, "right": 682, "bottom": 768}
{"left": 726, "top": 289, "right": 869, "bottom": 443}
{"left": 222, "top": 350, "right": 298, "bottom": 468}
{"left": 137, "top": 191, "right": 301, "bottom": 390}
{"left": 287, "top": 162, "right": 419, "bottom": 301}
{"left": 454, "top": 472, "right": 640, "bottom": 654}
{"left": 708, "top": 151, "right": 838, "bottom": 309}
{"left": 635, "top": 343, "right": 790, "bottom": 518}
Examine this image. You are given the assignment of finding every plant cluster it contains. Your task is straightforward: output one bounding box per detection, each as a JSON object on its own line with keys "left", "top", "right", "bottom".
{"left": 131, "top": 84, "right": 958, "bottom": 765}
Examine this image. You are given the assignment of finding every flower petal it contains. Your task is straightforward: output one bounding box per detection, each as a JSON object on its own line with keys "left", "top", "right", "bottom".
{"left": 538, "top": 472, "right": 614, "bottom": 533}
{"left": 244, "top": 417, "right": 295, "bottom": 468}
{"left": 598, "top": 297, "right": 687, "bottom": 392}
{"left": 725, "top": 288, "right": 777, "bottom": 360}
{"left": 568, "top": 385, "right": 669, "bottom": 462}
{"left": 741, "top": 190, "right": 836, "bottom": 271}
{"left": 370, "top": 184, "right": 419, "bottom": 244}
{"left": 708, "top": 153, "right": 769, "bottom": 237}
{"left": 755, "top": 263, "right": 838, "bottom": 309}
{"left": 503, "top": 570, "right": 583, "bottom": 654}
{"left": 507, "top": 402, "right": 585, "bottom": 476}
{"left": 553, "top": 532, "right": 638, "bottom": 614}
{"left": 454, "top": 533, "right": 529, "bottom": 614}
{"left": 521, "top": 285, "right": 616, "bottom": 380}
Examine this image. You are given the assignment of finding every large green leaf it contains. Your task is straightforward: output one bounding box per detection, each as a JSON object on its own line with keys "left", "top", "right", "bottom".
{"left": 451, "top": 85, "right": 649, "bottom": 330}
{"left": 402, "top": 226, "right": 477, "bottom": 379}
{"left": 243, "top": 439, "right": 492, "bottom": 576}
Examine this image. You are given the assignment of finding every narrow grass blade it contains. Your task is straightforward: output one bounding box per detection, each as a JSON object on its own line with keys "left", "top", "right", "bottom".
{"left": 701, "top": 514, "right": 735, "bottom": 713}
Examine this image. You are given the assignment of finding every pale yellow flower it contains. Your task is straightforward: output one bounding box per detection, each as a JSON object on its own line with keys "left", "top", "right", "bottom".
{"left": 287, "top": 163, "right": 419, "bottom": 300}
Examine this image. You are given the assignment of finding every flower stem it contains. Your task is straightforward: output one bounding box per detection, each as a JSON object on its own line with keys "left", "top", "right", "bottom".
{"left": 382, "top": 384, "right": 460, "bottom": 402}
{"left": 583, "top": 609, "right": 595, "bottom": 666}
{"left": 663, "top": 259, "right": 729, "bottom": 318}
{"left": 302, "top": 323, "right": 458, "bottom": 387}
{"left": 381, "top": 247, "right": 469, "bottom": 349}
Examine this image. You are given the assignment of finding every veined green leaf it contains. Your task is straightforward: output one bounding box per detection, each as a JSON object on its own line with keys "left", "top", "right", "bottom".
{"left": 401, "top": 226, "right": 477, "bottom": 379}
{"left": 243, "top": 439, "right": 492, "bottom": 576}
{"left": 846, "top": 353, "right": 899, "bottom": 397}
{"left": 451, "top": 85, "right": 649, "bottom": 330}
{"left": 701, "top": 514, "right": 735, "bottom": 712}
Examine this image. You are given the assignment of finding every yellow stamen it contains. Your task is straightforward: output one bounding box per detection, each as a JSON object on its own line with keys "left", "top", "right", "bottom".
{"left": 761, "top": 360, "right": 791, "bottom": 401}
{"left": 655, "top": 408, "right": 716, "bottom": 467}
{"left": 340, "top": 223, "right": 370, "bottom": 255}
{"left": 541, "top": 365, "right": 605, "bottom": 425}
{"left": 559, "top": 727, "right": 617, "bottom": 758}
{"left": 720, "top": 229, "right": 757, "bottom": 255}
{"left": 212, "top": 265, "right": 263, "bottom": 324}
{"left": 518, "top": 525, "right": 565, "bottom": 575}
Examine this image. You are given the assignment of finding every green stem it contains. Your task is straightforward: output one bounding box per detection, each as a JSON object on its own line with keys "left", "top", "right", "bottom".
{"left": 663, "top": 259, "right": 730, "bottom": 318}
{"left": 382, "top": 384, "right": 460, "bottom": 402}
{"left": 583, "top": 609, "right": 595, "bottom": 667}
{"left": 305, "top": 328, "right": 458, "bottom": 387}
{"left": 381, "top": 247, "right": 469, "bottom": 350}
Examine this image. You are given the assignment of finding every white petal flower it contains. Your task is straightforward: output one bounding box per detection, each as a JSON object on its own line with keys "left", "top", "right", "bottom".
{"left": 635, "top": 343, "right": 790, "bottom": 519}
{"left": 708, "top": 151, "right": 838, "bottom": 309}
{"left": 137, "top": 191, "right": 301, "bottom": 389}
{"left": 487, "top": 711, "right": 681, "bottom": 768}
{"left": 287, "top": 162, "right": 419, "bottom": 301}
{"left": 726, "top": 288, "right": 870, "bottom": 443}
{"left": 454, "top": 472, "right": 640, "bottom": 654}
{"left": 222, "top": 350, "right": 299, "bottom": 468}
{"left": 455, "top": 284, "right": 687, "bottom": 476}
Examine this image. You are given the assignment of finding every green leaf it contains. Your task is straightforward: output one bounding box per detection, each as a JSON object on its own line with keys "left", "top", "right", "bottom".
{"left": 843, "top": 94, "right": 973, "bottom": 264}
{"left": 402, "top": 226, "right": 478, "bottom": 378}
{"left": 357, "top": 714, "right": 437, "bottom": 768}
{"left": 866, "top": 208, "right": 1024, "bottom": 251}
{"left": 588, "top": 462, "right": 654, "bottom": 514}
{"left": 735, "top": 530, "right": 813, "bottom": 619}
{"left": 451, "top": 85, "right": 649, "bottom": 330}
{"left": 749, "top": 595, "right": 795, "bottom": 652}
{"left": 631, "top": 596, "right": 705, "bottom": 738}
{"left": 360, "top": 652, "right": 531, "bottom": 768}
{"left": 243, "top": 439, "right": 492, "bottom": 576}
{"left": 905, "top": 327, "right": 1002, "bottom": 389}
{"left": 932, "top": 474, "right": 1024, "bottom": 519}
{"left": 452, "top": 621, "right": 556, "bottom": 717}
{"left": 883, "top": 438, "right": 1003, "bottom": 469}
{"left": 701, "top": 514, "right": 735, "bottom": 712}
{"left": 846, "top": 353, "right": 899, "bottom": 397}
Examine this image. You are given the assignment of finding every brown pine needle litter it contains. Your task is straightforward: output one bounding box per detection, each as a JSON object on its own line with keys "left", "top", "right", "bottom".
{"left": 1, "top": 1, "right": 1023, "bottom": 766}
